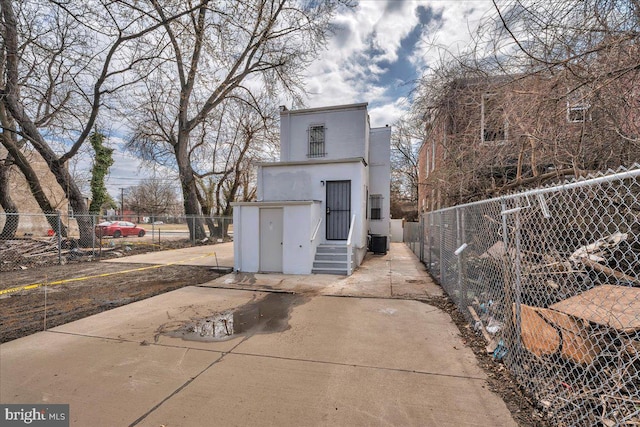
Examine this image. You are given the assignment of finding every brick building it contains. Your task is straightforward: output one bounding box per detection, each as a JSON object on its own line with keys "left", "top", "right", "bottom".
{"left": 417, "top": 72, "right": 640, "bottom": 212}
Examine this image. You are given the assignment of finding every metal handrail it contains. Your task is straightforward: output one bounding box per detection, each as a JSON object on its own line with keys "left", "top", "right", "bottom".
{"left": 310, "top": 217, "right": 323, "bottom": 242}
{"left": 346, "top": 214, "right": 356, "bottom": 275}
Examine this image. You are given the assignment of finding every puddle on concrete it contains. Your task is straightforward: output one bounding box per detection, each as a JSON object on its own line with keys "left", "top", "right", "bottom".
{"left": 162, "top": 293, "right": 308, "bottom": 342}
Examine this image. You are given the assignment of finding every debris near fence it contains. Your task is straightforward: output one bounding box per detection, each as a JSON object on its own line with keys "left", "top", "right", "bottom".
{"left": 465, "top": 229, "right": 640, "bottom": 425}
{"left": 0, "top": 237, "right": 86, "bottom": 271}
{"left": 0, "top": 238, "right": 59, "bottom": 270}
{"left": 417, "top": 166, "right": 640, "bottom": 426}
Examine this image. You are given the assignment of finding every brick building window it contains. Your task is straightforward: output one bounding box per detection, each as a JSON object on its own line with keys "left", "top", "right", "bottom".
{"left": 567, "top": 104, "right": 591, "bottom": 123}
{"left": 481, "top": 93, "right": 507, "bottom": 143}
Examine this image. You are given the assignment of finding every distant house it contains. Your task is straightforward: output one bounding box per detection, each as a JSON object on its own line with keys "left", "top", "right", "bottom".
{"left": 233, "top": 103, "right": 391, "bottom": 275}
{"left": 0, "top": 146, "right": 73, "bottom": 237}
{"left": 417, "top": 73, "right": 640, "bottom": 211}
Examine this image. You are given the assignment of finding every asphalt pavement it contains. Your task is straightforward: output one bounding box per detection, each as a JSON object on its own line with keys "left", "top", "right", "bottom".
{"left": 0, "top": 243, "right": 517, "bottom": 426}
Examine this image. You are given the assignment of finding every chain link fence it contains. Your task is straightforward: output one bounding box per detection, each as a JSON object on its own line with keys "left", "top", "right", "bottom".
{"left": 408, "top": 166, "right": 640, "bottom": 426}
{"left": 0, "top": 213, "right": 232, "bottom": 272}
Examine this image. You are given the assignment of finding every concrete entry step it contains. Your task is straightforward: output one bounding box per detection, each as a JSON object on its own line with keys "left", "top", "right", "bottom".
{"left": 313, "top": 244, "right": 355, "bottom": 275}
{"left": 316, "top": 244, "right": 349, "bottom": 253}
{"left": 315, "top": 253, "right": 346, "bottom": 261}
{"left": 313, "top": 261, "right": 351, "bottom": 269}
{"left": 311, "top": 267, "right": 348, "bottom": 275}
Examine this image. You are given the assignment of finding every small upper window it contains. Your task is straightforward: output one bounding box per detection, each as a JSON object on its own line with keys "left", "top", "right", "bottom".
{"left": 567, "top": 104, "right": 591, "bottom": 123}
{"left": 308, "top": 125, "right": 325, "bottom": 158}
{"left": 370, "top": 194, "right": 383, "bottom": 220}
{"left": 481, "top": 93, "right": 507, "bottom": 143}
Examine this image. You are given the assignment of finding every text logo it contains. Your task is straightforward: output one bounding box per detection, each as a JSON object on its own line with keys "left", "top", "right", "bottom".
{"left": 0, "top": 405, "right": 69, "bottom": 427}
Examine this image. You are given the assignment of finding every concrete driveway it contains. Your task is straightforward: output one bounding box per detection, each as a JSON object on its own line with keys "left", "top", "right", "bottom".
{"left": 102, "top": 241, "right": 234, "bottom": 268}
{"left": 0, "top": 244, "right": 516, "bottom": 426}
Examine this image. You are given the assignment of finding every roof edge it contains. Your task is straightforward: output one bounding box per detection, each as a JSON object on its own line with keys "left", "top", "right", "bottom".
{"left": 280, "top": 102, "right": 368, "bottom": 116}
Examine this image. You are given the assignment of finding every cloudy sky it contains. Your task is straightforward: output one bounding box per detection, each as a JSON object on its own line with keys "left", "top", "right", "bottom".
{"left": 98, "top": 0, "right": 496, "bottom": 198}
{"left": 304, "top": 0, "right": 497, "bottom": 127}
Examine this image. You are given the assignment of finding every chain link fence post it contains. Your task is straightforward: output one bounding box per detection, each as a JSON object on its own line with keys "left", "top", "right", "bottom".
{"left": 439, "top": 211, "right": 444, "bottom": 283}
{"left": 57, "top": 212, "right": 62, "bottom": 265}
{"left": 419, "top": 215, "right": 425, "bottom": 262}
{"left": 428, "top": 213, "right": 432, "bottom": 270}
{"left": 92, "top": 214, "right": 96, "bottom": 258}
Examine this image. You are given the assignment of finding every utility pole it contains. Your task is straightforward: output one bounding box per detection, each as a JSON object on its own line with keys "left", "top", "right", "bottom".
{"left": 120, "top": 188, "right": 124, "bottom": 219}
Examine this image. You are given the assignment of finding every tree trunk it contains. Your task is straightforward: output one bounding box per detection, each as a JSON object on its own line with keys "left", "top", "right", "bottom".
{"left": 222, "top": 181, "right": 239, "bottom": 217}
{"left": 196, "top": 189, "right": 217, "bottom": 238}
{"left": 3, "top": 113, "right": 91, "bottom": 241}
{"left": 0, "top": 158, "right": 18, "bottom": 239}
{"left": 176, "top": 133, "right": 206, "bottom": 240}
{"left": 1, "top": 0, "right": 91, "bottom": 243}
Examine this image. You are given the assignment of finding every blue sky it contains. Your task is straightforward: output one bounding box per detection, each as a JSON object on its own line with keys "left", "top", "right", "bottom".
{"left": 92, "top": 0, "right": 497, "bottom": 198}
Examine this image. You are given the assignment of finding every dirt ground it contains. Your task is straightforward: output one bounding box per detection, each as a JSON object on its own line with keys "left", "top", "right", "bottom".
{"left": 0, "top": 262, "right": 219, "bottom": 344}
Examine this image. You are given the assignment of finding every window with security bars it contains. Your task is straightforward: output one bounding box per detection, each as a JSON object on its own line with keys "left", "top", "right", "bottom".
{"left": 308, "top": 125, "right": 325, "bottom": 158}
{"left": 369, "top": 194, "right": 382, "bottom": 220}
{"left": 567, "top": 104, "right": 591, "bottom": 123}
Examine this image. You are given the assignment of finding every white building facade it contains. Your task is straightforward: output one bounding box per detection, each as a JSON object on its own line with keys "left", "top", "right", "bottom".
{"left": 233, "top": 103, "right": 391, "bottom": 275}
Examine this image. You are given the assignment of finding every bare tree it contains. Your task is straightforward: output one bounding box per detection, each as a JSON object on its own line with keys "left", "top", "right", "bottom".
{"left": 126, "top": 0, "right": 351, "bottom": 239}
{"left": 391, "top": 118, "right": 421, "bottom": 201}
{"left": 127, "top": 178, "right": 179, "bottom": 222}
{"left": 414, "top": 0, "right": 640, "bottom": 208}
{"left": 0, "top": 0, "right": 201, "bottom": 243}
{"left": 493, "top": 0, "right": 640, "bottom": 143}
{"left": 189, "top": 96, "right": 278, "bottom": 237}
{"left": 214, "top": 99, "right": 277, "bottom": 216}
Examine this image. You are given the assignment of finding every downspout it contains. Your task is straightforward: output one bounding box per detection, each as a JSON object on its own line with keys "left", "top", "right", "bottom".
{"left": 258, "top": 165, "right": 264, "bottom": 201}
{"left": 235, "top": 206, "right": 241, "bottom": 272}
{"left": 288, "top": 111, "right": 292, "bottom": 160}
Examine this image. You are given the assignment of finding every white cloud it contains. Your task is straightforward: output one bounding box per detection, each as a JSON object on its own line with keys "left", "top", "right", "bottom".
{"left": 304, "top": 1, "right": 422, "bottom": 107}
{"left": 70, "top": 1, "right": 500, "bottom": 197}
{"left": 369, "top": 97, "right": 411, "bottom": 128}
{"left": 303, "top": 1, "right": 499, "bottom": 125}
{"left": 410, "top": 2, "right": 498, "bottom": 71}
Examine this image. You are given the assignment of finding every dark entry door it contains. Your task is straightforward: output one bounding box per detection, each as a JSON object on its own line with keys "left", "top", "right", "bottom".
{"left": 326, "top": 180, "right": 351, "bottom": 240}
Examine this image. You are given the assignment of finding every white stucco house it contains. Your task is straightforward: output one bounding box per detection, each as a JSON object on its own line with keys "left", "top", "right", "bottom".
{"left": 232, "top": 102, "right": 391, "bottom": 275}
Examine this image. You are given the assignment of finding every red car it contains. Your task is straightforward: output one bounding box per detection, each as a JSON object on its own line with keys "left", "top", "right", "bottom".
{"left": 95, "top": 221, "right": 146, "bottom": 238}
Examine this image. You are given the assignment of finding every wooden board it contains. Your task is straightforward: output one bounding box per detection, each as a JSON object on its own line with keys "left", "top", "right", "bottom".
{"left": 550, "top": 285, "right": 640, "bottom": 332}
{"left": 519, "top": 304, "right": 560, "bottom": 357}
{"left": 537, "top": 307, "right": 601, "bottom": 365}
{"left": 519, "top": 304, "right": 602, "bottom": 364}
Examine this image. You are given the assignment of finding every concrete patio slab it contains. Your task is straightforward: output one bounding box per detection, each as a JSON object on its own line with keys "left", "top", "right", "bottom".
{"left": 201, "top": 243, "right": 443, "bottom": 299}
{"left": 0, "top": 332, "right": 221, "bottom": 426}
{"left": 137, "top": 353, "right": 516, "bottom": 427}
{"left": 0, "top": 243, "right": 517, "bottom": 426}
{"left": 52, "top": 287, "right": 261, "bottom": 353}
{"left": 232, "top": 295, "right": 483, "bottom": 378}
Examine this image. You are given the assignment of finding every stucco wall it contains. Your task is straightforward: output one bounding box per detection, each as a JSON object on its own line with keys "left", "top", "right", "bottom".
{"left": 232, "top": 201, "right": 321, "bottom": 274}
{"left": 368, "top": 126, "right": 391, "bottom": 239}
{"left": 280, "top": 104, "right": 368, "bottom": 162}
{"left": 258, "top": 161, "right": 367, "bottom": 247}
{"left": 233, "top": 205, "right": 260, "bottom": 272}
